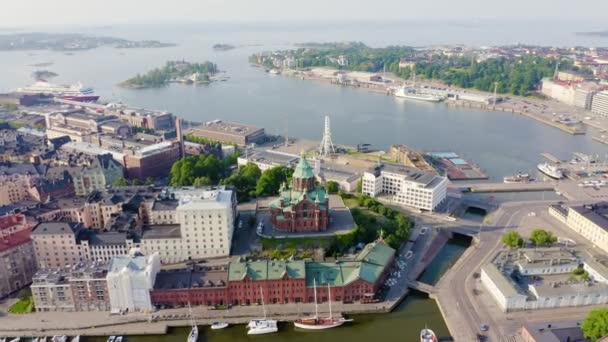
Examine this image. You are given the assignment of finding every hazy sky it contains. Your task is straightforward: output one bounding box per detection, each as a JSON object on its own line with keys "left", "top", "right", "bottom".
{"left": 1, "top": 0, "right": 607, "bottom": 28}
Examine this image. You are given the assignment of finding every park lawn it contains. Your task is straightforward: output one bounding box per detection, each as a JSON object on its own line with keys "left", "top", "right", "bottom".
{"left": 8, "top": 296, "right": 34, "bottom": 314}
{"left": 262, "top": 236, "right": 333, "bottom": 250}
{"left": 343, "top": 197, "right": 359, "bottom": 208}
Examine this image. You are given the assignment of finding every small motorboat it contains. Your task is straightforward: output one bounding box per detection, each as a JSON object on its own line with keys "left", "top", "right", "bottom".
{"left": 107, "top": 336, "right": 116, "bottom": 342}
{"left": 210, "top": 322, "right": 229, "bottom": 330}
{"left": 114, "top": 337, "right": 123, "bottom": 342}
{"left": 420, "top": 327, "right": 438, "bottom": 342}
{"left": 51, "top": 337, "right": 67, "bottom": 342}
{"left": 8, "top": 338, "right": 20, "bottom": 342}
{"left": 71, "top": 337, "right": 80, "bottom": 342}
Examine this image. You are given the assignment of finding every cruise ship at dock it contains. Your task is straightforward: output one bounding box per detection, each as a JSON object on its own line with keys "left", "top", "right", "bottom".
{"left": 17, "top": 81, "right": 99, "bottom": 102}
{"left": 394, "top": 86, "right": 444, "bottom": 102}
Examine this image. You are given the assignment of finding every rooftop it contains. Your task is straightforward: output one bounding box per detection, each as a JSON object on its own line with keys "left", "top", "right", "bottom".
{"left": 570, "top": 203, "right": 608, "bottom": 231}
{"left": 32, "top": 222, "right": 80, "bottom": 236}
{"left": 0, "top": 228, "right": 31, "bottom": 253}
{"left": 228, "top": 260, "right": 305, "bottom": 282}
{"left": 33, "top": 260, "right": 109, "bottom": 285}
{"left": 108, "top": 254, "right": 155, "bottom": 274}
{"left": 155, "top": 265, "right": 228, "bottom": 290}
{"left": 194, "top": 120, "right": 263, "bottom": 137}
{"left": 369, "top": 163, "right": 444, "bottom": 187}
{"left": 142, "top": 224, "right": 182, "bottom": 239}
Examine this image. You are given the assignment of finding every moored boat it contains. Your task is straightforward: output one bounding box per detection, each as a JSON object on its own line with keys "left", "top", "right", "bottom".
{"left": 16, "top": 81, "right": 99, "bottom": 102}
{"left": 503, "top": 172, "right": 533, "bottom": 183}
{"left": 537, "top": 163, "right": 564, "bottom": 179}
{"left": 210, "top": 322, "right": 229, "bottom": 330}
{"left": 420, "top": 327, "right": 438, "bottom": 342}
{"left": 394, "top": 86, "right": 444, "bottom": 102}
{"left": 247, "top": 286, "right": 278, "bottom": 335}
{"left": 294, "top": 280, "right": 353, "bottom": 330}
{"left": 187, "top": 303, "right": 198, "bottom": 342}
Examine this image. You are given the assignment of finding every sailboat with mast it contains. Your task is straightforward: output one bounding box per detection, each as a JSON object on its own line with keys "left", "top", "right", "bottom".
{"left": 294, "top": 280, "right": 353, "bottom": 330}
{"left": 187, "top": 302, "right": 198, "bottom": 342}
{"left": 247, "top": 286, "right": 278, "bottom": 335}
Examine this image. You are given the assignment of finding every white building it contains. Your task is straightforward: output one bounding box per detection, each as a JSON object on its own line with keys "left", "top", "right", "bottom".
{"left": 541, "top": 79, "right": 576, "bottom": 106}
{"left": 481, "top": 248, "right": 608, "bottom": 312}
{"left": 562, "top": 203, "right": 608, "bottom": 254}
{"left": 141, "top": 187, "right": 237, "bottom": 263}
{"left": 362, "top": 164, "right": 448, "bottom": 211}
{"left": 106, "top": 253, "right": 161, "bottom": 313}
{"left": 592, "top": 91, "right": 608, "bottom": 116}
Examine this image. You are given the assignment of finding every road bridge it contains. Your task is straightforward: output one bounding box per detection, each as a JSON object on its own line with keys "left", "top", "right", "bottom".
{"left": 407, "top": 280, "right": 436, "bottom": 294}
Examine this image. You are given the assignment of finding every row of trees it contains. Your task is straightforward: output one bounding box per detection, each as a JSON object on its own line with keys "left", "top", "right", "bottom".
{"left": 260, "top": 42, "right": 584, "bottom": 96}
{"left": 501, "top": 229, "right": 558, "bottom": 248}
{"left": 330, "top": 194, "right": 413, "bottom": 253}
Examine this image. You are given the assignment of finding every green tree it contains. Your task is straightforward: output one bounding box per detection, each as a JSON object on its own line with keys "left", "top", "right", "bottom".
{"left": 145, "top": 177, "right": 155, "bottom": 185}
{"left": 221, "top": 163, "right": 261, "bottom": 202}
{"left": 193, "top": 176, "right": 212, "bottom": 187}
{"left": 255, "top": 166, "right": 293, "bottom": 197}
{"left": 356, "top": 180, "right": 362, "bottom": 194}
{"left": 113, "top": 177, "right": 130, "bottom": 186}
{"left": 326, "top": 181, "right": 339, "bottom": 194}
{"left": 582, "top": 308, "right": 608, "bottom": 341}
{"left": 501, "top": 231, "right": 524, "bottom": 248}
{"left": 529, "top": 229, "right": 557, "bottom": 247}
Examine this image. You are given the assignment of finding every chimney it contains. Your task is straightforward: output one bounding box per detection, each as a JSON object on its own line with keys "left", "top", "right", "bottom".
{"left": 175, "top": 117, "right": 185, "bottom": 158}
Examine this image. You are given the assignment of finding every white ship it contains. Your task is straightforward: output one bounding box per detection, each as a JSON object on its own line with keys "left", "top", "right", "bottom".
{"left": 16, "top": 81, "right": 99, "bottom": 102}
{"left": 394, "top": 86, "right": 444, "bottom": 102}
{"left": 247, "top": 286, "right": 278, "bottom": 335}
{"left": 537, "top": 163, "right": 564, "bottom": 179}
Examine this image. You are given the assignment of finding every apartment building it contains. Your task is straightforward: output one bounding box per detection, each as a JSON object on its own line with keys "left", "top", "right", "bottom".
{"left": 0, "top": 163, "right": 45, "bottom": 206}
{"left": 49, "top": 154, "right": 123, "bottom": 196}
{"left": 140, "top": 187, "right": 237, "bottom": 263}
{"left": 0, "top": 214, "right": 37, "bottom": 298}
{"left": 592, "top": 91, "right": 608, "bottom": 116}
{"left": 31, "top": 261, "right": 110, "bottom": 312}
{"left": 362, "top": 164, "right": 448, "bottom": 211}
{"left": 31, "top": 222, "right": 87, "bottom": 269}
{"left": 565, "top": 203, "right": 608, "bottom": 254}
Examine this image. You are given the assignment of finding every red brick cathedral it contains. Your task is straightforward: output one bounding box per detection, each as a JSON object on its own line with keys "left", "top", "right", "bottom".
{"left": 269, "top": 156, "right": 330, "bottom": 232}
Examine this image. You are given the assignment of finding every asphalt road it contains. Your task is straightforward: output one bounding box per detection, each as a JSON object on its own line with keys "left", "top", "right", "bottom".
{"left": 434, "top": 202, "right": 547, "bottom": 341}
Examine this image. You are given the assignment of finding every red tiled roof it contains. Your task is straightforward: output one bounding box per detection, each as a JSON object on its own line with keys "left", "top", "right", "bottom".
{"left": 0, "top": 214, "right": 26, "bottom": 230}
{"left": 0, "top": 228, "right": 32, "bottom": 253}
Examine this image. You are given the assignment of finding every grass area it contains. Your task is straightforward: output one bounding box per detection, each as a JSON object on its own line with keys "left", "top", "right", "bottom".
{"left": 261, "top": 236, "right": 333, "bottom": 250}
{"left": 345, "top": 150, "right": 397, "bottom": 163}
{"left": 8, "top": 296, "right": 34, "bottom": 314}
{"left": 343, "top": 197, "right": 360, "bottom": 208}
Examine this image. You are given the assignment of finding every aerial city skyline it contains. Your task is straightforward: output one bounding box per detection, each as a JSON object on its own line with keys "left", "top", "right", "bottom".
{"left": 1, "top": 2, "right": 608, "bottom": 342}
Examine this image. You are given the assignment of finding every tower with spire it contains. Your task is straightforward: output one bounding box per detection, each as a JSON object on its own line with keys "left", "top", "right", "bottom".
{"left": 269, "top": 154, "right": 330, "bottom": 233}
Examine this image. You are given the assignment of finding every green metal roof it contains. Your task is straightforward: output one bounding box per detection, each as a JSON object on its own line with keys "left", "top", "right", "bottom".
{"left": 293, "top": 156, "right": 315, "bottom": 180}
{"left": 228, "top": 260, "right": 306, "bottom": 281}
{"left": 305, "top": 241, "right": 395, "bottom": 287}
{"left": 269, "top": 187, "right": 327, "bottom": 209}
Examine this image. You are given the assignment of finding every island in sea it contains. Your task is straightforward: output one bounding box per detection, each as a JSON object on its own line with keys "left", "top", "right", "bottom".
{"left": 576, "top": 30, "right": 608, "bottom": 37}
{"left": 212, "top": 43, "right": 235, "bottom": 51}
{"left": 31, "top": 70, "right": 58, "bottom": 80}
{"left": 120, "top": 60, "right": 221, "bottom": 88}
{"left": 0, "top": 32, "right": 175, "bottom": 51}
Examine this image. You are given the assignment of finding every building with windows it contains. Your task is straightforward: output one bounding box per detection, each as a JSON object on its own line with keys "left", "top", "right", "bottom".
{"left": 0, "top": 163, "right": 45, "bottom": 206}
{"left": 31, "top": 261, "right": 110, "bottom": 312}
{"left": 269, "top": 156, "right": 330, "bottom": 233}
{"left": 362, "top": 164, "right": 448, "bottom": 211}
{"left": 592, "top": 91, "right": 608, "bottom": 116}
{"left": 106, "top": 253, "right": 161, "bottom": 313}
{"left": 140, "top": 187, "right": 237, "bottom": 263}
{"left": 150, "top": 240, "right": 395, "bottom": 308}
{"left": 48, "top": 154, "right": 123, "bottom": 196}
{"left": 549, "top": 202, "right": 608, "bottom": 254}
{"left": 0, "top": 214, "right": 36, "bottom": 298}
{"left": 31, "top": 222, "right": 87, "bottom": 269}
{"left": 481, "top": 248, "right": 608, "bottom": 312}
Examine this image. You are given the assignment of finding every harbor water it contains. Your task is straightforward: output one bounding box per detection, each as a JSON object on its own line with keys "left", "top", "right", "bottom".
{"left": 1, "top": 23, "right": 607, "bottom": 182}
